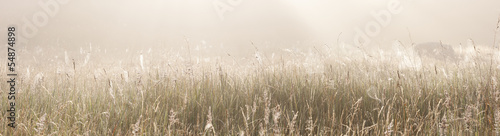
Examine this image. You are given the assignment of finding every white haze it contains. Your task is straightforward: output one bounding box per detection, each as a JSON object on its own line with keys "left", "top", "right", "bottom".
{"left": 1, "top": 0, "right": 499, "bottom": 57}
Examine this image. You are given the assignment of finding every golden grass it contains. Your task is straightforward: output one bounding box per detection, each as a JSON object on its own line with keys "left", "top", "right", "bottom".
{"left": 1, "top": 42, "right": 500, "bottom": 135}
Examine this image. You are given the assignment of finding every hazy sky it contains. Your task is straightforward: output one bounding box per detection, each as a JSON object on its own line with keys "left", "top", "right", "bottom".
{"left": 1, "top": 0, "right": 500, "bottom": 51}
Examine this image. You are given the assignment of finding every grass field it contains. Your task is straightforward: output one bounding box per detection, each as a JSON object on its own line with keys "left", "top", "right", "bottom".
{"left": 1, "top": 40, "right": 500, "bottom": 135}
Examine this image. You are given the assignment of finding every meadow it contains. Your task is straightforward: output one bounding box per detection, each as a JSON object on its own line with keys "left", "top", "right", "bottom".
{"left": 1, "top": 39, "right": 500, "bottom": 136}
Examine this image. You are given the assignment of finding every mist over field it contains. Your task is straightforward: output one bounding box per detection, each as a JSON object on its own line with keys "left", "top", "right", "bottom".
{"left": 1, "top": 0, "right": 499, "bottom": 55}
{"left": 2, "top": 0, "right": 500, "bottom": 135}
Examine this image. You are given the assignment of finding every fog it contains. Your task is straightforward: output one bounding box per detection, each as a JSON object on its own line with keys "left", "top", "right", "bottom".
{"left": 1, "top": 0, "right": 500, "bottom": 55}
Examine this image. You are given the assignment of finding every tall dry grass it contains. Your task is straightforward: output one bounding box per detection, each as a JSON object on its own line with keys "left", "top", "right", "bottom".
{"left": 1, "top": 25, "right": 500, "bottom": 135}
